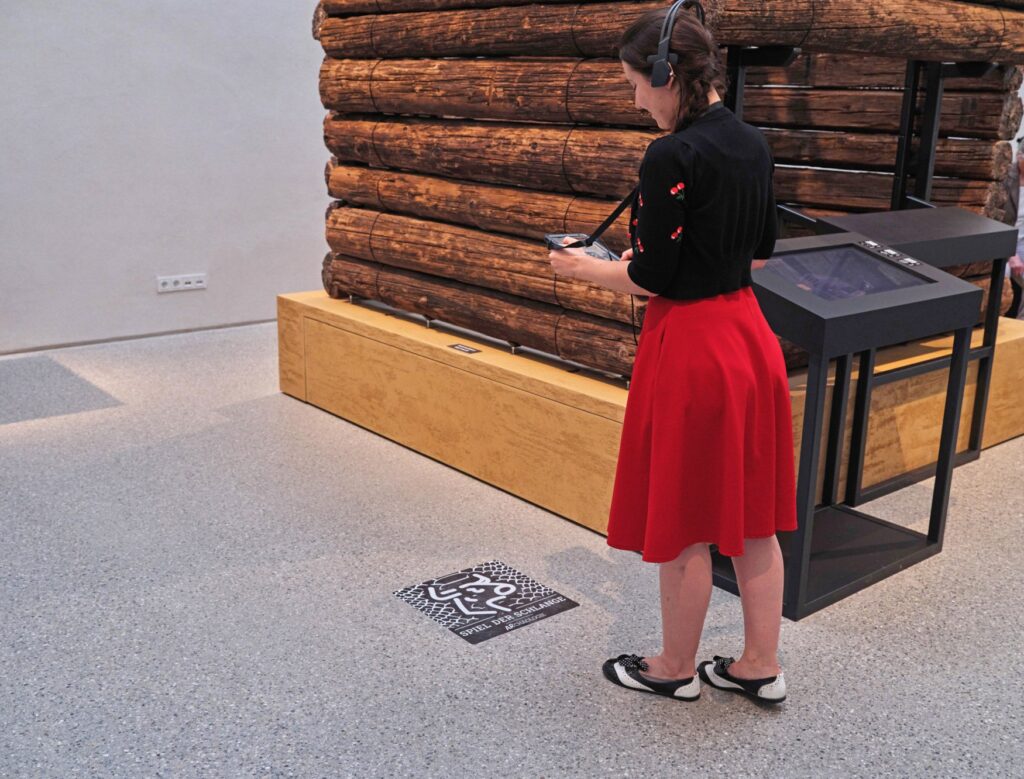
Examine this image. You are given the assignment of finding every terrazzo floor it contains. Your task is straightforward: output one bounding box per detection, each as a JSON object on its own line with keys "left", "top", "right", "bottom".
{"left": 1, "top": 320, "right": 1022, "bottom": 778}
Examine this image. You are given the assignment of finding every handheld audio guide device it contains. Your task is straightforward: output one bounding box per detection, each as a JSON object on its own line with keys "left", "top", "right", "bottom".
{"left": 544, "top": 186, "right": 636, "bottom": 262}
{"left": 544, "top": 233, "right": 619, "bottom": 261}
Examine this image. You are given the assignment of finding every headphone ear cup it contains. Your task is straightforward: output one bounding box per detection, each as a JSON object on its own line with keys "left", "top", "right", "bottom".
{"left": 650, "top": 60, "right": 670, "bottom": 88}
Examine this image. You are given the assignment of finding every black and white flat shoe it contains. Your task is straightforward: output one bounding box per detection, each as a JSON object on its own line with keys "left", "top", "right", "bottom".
{"left": 602, "top": 654, "right": 700, "bottom": 701}
{"left": 697, "top": 655, "right": 787, "bottom": 704}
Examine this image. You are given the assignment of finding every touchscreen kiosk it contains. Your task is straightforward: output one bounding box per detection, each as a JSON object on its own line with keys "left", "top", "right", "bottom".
{"left": 761, "top": 244, "right": 934, "bottom": 301}
{"left": 710, "top": 229, "right": 984, "bottom": 621}
{"left": 749, "top": 232, "right": 979, "bottom": 357}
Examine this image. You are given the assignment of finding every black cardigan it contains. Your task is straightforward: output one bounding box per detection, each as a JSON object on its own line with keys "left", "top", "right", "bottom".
{"left": 626, "top": 101, "right": 778, "bottom": 299}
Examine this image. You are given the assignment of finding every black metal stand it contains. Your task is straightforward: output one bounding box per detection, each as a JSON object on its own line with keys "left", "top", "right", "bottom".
{"left": 706, "top": 54, "right": 1009, "bottom": 619}
{"left": 712, "top": 326, "right": 974, "bottom": 619}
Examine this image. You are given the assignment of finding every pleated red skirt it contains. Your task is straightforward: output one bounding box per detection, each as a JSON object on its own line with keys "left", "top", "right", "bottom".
{"left": 606, "top": 285, "right": 798, "bottom": 562}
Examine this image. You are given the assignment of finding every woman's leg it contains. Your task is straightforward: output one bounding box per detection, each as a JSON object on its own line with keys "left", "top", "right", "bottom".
{"left": 641, "top": 542, "right": 712, "bottom": 680}
{"left": 728, "top": 534, "right": 784, "bottom": 678}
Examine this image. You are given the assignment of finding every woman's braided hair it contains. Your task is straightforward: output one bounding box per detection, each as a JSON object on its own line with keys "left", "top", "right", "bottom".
{"left": 616, "top": 4, "right": 729, "bottom": 133}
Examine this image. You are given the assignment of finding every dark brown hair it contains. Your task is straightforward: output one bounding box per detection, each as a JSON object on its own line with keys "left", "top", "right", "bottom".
{"left": 616, "top": 5, "right": 729, "bottom": 133}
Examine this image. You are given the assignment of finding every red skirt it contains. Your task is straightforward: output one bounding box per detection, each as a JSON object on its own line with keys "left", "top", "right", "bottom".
{"left": 606, "top": 286, "right": 798, "bottom": 562}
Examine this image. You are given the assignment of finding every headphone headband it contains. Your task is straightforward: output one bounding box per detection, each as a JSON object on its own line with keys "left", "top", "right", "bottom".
{"left": 647, "top": 1, "right": 706, "bottom": 88}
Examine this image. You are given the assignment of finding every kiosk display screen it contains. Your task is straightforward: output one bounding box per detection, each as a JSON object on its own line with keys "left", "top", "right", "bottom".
{"left": 762, "top": 245, "right": 933, "bottom": 301}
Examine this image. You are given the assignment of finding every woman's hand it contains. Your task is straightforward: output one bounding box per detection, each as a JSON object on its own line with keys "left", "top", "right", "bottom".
{"left": 548, "top": 237, "right": 591, "bottom": 278}
{"left": 619, "top": 247, "right": 633, "bottom": 263}
{"left": 1009, "top": 255, "right": 1024, "bottom": 284}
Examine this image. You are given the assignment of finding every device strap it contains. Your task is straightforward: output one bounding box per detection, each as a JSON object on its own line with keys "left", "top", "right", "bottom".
{"left": 580, "top": 185, "right": 638, "bottom": 246}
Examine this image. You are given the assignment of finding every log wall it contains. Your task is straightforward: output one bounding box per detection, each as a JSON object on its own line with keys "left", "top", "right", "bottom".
{"left": 316, "top": 1, "right": 1024, "bottom": 64}
{"left": 322, "top": 250, "right": 1012, "bottom": 376}
{"left": 313, "top": 0, "right": 1024, "bottom": 378}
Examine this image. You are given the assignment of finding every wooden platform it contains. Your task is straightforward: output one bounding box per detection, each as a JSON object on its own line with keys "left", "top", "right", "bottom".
{"left": 278, "top": 290, "right": 1024, "bottom": 536}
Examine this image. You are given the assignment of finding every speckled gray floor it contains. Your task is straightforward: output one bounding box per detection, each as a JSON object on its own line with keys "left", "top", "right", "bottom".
{"left": 1, "top": 321, "right": 1022, "bottom": 778}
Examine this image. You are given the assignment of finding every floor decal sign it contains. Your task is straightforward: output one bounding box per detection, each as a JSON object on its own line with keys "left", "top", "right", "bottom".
{"left": 394, "top": 560, "right": 579, "bottom": 644}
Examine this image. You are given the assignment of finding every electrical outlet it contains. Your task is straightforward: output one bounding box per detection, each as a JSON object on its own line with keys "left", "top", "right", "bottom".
{"left": 157, "top": 273, "right": 207, "bottom": 293}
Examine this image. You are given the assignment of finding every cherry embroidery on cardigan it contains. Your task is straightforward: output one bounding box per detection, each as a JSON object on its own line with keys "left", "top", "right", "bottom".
{"left": 670, "top": 225, "right": 684, "bottom": 242}
{"left": 638, "top": 193, "right": 644, "bottom": 208}
{"left": 637, "top": 238, "right": 644, "bottom": 253}
{"left": 670, "top": 181, "right": 686, "bottom": 202}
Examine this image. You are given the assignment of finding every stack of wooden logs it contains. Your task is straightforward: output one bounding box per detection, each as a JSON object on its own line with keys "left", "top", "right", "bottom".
{"left": 314, "top": 0, "right": 1024, "bottom": 376}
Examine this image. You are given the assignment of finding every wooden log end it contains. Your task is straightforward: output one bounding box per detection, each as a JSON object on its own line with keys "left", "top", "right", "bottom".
{"left": 312, "top": 1, "right": 326, "bottom": 41}
{"left": 322, "top": 251, "right": 340, "bottom": 297}
{"left": 1001, "top": 93, "right": 1024, "bottom": 141}
{"left": 324, "top": 157, "right": 337, "bottom": 189}
{"left": 1007, "top": 64, "right": 1024, "bottom": 95}
{"left": 323, "top": 251, "right": 381, "bottom": 300}
{"left": 325, "top": 200, "right": 344, "bottom": 221}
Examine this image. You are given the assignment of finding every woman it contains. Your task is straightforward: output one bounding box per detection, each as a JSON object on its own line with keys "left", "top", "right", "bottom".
{"left": 1007, "top": 142, "right": 1023, "bottom": 318}
{"left": 548, "top": 4, "right": 796, "bottom": 704}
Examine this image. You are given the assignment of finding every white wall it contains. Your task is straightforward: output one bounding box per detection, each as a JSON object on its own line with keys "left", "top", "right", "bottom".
{"left": 2, "top": 9, "right": 1022, "bottom": 355}
{"left": 1, "top": 2, "right": 328, "bottom": 354}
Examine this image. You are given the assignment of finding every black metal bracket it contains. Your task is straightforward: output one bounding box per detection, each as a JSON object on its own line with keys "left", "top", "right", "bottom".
{"left": 724, "top": 45, "right": 801, "bottom": 123}
{"left": 724, "top": 46, "right": 806, "bottom": 230}
{"left": 778, "top": 203, "right": 818, "bottom": 228}
{"left": 741, "top": 55, "right": 1001, "bottom": 232}
{"left": 891, "top": 59, "right": 1000, "bottom": 210}
{"left": 940, "top": 62, "right": 999, "bottom": 80}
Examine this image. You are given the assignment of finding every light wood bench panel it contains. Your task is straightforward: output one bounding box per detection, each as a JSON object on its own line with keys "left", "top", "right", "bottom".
{"left": 278, "top": 291, "right": 1024, "bottom": 535}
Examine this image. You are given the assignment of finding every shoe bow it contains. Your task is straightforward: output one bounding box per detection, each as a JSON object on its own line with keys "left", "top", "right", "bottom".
{"left": 617, "top": 653, "right": 649, "bottom": 673}
{"left": 713, "top": 655, "right": 736, "bottom": 675}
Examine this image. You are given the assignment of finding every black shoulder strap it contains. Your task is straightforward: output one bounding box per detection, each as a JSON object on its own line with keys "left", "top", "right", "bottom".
{"left": 581, "top": 186, "right": 638, "bottom": 246}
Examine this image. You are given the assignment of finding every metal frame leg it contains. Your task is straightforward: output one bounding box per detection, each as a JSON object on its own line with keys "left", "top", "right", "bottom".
{"left": 967, "top": 257, "right": 1007, "bottom": 452}
{"left": 891, "top": 61, "right": 923, "bottom": 210}
{"left": 913, "top": 62, "right": 944, "bottom": 204}
{"left": 929, "top": 327, "right": 972, "bottom": 547}
{"left": 783, "top": 352, "right": 830, "bottom": 615}
{"left": 726, "top": 47, "right": 747, "bottom": 121}
{"left": 822, "top": 354, "right": 852, "bottom": 504}
{"left": 845, "top": 349, "right": 876, "bottom": 505}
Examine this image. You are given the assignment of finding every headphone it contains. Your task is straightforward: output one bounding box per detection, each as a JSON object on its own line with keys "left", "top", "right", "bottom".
{"left": 647, "top": 1, "right": 706, "bottom": 88}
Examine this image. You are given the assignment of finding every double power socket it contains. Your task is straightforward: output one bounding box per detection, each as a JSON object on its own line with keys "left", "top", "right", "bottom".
{"left": 157, "top": 273, "right": 207, "bottom": 294}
